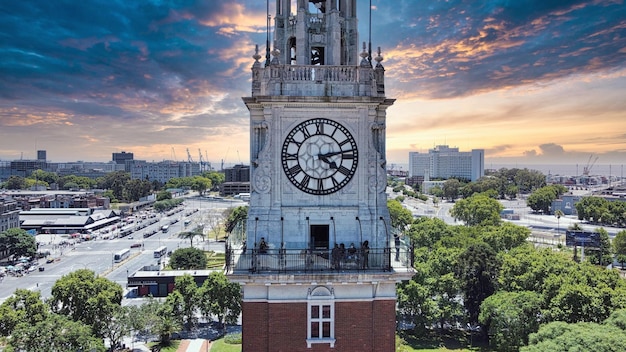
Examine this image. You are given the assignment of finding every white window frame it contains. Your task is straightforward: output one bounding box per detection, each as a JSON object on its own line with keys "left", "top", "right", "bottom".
{"left": 306, "top": 286, "right": 336, "bottom": 348}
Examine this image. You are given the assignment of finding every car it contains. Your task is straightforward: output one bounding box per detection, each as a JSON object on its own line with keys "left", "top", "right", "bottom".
{"left": 46, "top": 258, "right": 55, "bottom": 264}
{"left": 130, "top": 243, "right": 142, "bottom": 248}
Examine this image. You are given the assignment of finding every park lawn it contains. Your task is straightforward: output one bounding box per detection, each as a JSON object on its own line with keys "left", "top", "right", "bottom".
{"left": 205, "top": 251, "right": 225, "bottom": 269}
{"left": 146, "top": 340, "right": 180, "bottom": 352}
{"left": 210, "top": 338, "right": 241, "bottom": 352}
{"left": 396, "top": 331, "right": 490, "bottom": 352}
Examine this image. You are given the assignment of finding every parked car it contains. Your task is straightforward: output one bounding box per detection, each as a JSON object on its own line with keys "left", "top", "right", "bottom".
{"left": 130, "top": 243, "right": 142, "bottom": 248}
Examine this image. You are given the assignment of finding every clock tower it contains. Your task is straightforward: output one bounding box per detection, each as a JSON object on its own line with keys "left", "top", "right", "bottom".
{"left": 227, "top": 1, "right": 414, "bottom": 351}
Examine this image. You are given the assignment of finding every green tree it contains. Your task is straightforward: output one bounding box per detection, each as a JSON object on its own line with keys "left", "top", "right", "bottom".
{"left": 49, "top": 269, "right": 123, "bottom": 337}
{"left": 479, "top": 291, "right": 543, "bottom": 351}
{"left": 0, "top": 289, "right": 48, "bottom": 336}
{"left": 203, "top": 171, "right": 225, "bottom": 191}
{"left": 442, "top": 179, "right": 463, "bottom": 201}
{"left": 397, "top": 274, "right": 437, "bottom": 334}
{"left": 169, "top": 247, "right": 207, "bottom": 270}
{"left": 123, "top": 178, "right": 152, "bottom": 202}
{"left": 387, "top": 199, "right": 413, "bottom": 231}
{"left": 198, "top": 271, "right": 242, "bottom": 330}
{"left": 191, "top": 176, "right": 212, "bottom": 196}
{"left": 178, "top": 226, "right": 204, "bottom": 248}
{"left": 0, "top": 228, "right": 37, "bottom": 260}
{"left": 505, "top": 184, "right": 519, "bottom": 200}
{"left": 513, "top": 168, "right": 546, "bottom": 193}
{"left": 456, "top": 242, "right": 499, "bottom": 324}
{"left": 28, "top": 169, "right": 58, "bottom": 185}
{"left": 526, "top": 185, "right": 566, "bottom": 214}
{"left": 450, "top": 193, "right": 503, "bottom": 226}
{"left": 97, "top": 171, "right": 130, "bottom": 201}
{"left": 480, "top": 222, "right": 529, "bottom": 252}
{"left": 172, "top": 274, "right": 200, "bottom": 330}
{"left": 5, "top": 176, "right": 26, "bottom": 190}
{"left": 522, "top": 321, "right": 626, "bottom": 352}
{"left": 587, "top": 228, "right": 612, "bottom": 266}
{"left": 157, "top": 190, "right": 172, "bottom": 201}
{"left": 140, "top": 296, "right": 181, "bottom": 346}
{"left": 224, "top": 206, "right": 248, "bottom": 234}
{"left": 100, "top": 305, "right": 131, "bottom": 351}
{"left": 9, "top": 313, "right": 105, "bottom": 352}
{"left": 614, "top": 230, "right": 626, "bottom": 268}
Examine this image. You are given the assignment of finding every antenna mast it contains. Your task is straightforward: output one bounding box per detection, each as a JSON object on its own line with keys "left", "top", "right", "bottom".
{"left": 265, "top": 0, "right": 271, "bottom": 66}
{"left": 368, "top": 0, "right": 372, "bottom": 63}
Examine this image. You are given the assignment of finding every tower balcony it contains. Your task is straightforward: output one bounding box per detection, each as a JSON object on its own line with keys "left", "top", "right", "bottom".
{"left": 251, "top": 64, "right": 386, "bottom": 98}
{"left": 225, "top": 244, "right": 414, "bottom": 276}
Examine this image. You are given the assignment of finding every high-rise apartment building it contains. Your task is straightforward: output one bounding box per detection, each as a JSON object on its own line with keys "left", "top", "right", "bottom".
{"left": 409, "top": 145, "right": 484, "bottom": 181}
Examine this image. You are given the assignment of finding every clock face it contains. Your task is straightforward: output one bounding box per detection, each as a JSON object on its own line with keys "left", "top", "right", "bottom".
{"left": 282, "top": 118, "right": 358, "bottom": 195}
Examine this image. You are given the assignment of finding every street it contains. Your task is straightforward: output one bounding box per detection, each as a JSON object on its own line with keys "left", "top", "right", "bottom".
{"left": 0, "top": 196, "right": 244, "bottom": 304}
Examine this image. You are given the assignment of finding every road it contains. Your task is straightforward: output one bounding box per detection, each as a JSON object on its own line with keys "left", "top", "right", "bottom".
{"left": 0, "top": 196, "right": 244, "bottom": 304}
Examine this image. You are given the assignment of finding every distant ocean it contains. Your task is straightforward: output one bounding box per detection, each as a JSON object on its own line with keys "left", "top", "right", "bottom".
{"left": 486, "top": 164, "right": 626, "bottom": 177}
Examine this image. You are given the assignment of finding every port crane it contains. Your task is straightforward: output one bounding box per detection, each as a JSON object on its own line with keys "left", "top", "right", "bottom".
{"left": 583, "top": 154, "right": 599, "bottom": 176}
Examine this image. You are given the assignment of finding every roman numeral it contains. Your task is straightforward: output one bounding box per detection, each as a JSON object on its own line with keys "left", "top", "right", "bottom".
{"left": 300, "top": 174, "right": 311, "bottom": 187}
{"left": 338, "top": 139, "right": 351, "bottom": 147}
{"left": 289, "top": 164, "right": 303, "bottom": 175}
{"left": 342, "top": 152, "right": 354, "bottom": 159}
{"left": 284, "top": 153, "right": 298, "bottom": 161}
{"left": 338, "top": 166, "right": 351, "bottom": 176}
{"left": 317, "top": 178, "right": 324, "bottom": 190}
{"left": 300, "top": 127, "right": 311, "bottom": 139}
{"left": 331, "top": 177, "right": 340, "bottom": 188}
{"left": 315, "top": 121, "right": 324, "bottom": 135}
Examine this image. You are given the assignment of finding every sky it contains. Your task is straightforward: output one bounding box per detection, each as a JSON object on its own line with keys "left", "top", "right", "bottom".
{"left": 1, "top": 0, "right": 625, "bottom": 170}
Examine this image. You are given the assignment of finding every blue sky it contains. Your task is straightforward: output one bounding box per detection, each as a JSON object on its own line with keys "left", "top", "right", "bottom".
{"left": 1, "top": 0, "right": 625, "bottom": 168}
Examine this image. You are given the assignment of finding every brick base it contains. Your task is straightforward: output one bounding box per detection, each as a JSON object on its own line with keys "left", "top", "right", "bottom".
{"left": 242, "top": 299, "right": 396, "bottom": 352}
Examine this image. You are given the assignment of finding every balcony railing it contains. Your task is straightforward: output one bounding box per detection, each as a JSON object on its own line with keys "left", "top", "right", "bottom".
{"left": 225, "top": 245, "right": 414, "bottom": 274}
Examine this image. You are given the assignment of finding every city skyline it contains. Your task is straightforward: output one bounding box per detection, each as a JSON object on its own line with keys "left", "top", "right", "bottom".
{"left": 1, "top": 0, "right": 625, "bottom": 166}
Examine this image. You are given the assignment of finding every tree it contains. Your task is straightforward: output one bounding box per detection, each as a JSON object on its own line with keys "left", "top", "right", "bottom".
{"left": 203, "top": 171, "right": 225, "bottom": 191}
{"left": 49, "top": 269, "right": 123, "bottom": 337}
{"left": 455, "top": 242, "right": 499, "bottom": 324}
{"left": 100, "top": 305, "right": 132, "bottom": 351}
{"left": 191, "top": 176, "right": 212, "bottom": 196}
{"left": 198, "top": 271, "right": 242, "bottom": 330}
{"left": 97, "top": 171, "right": 130, "bottom": 201}
{"left": 397, "top": 275, "right": 437, "bottom": 334}
{"left": 387, "top": 199, "right": 413, "bottom": 231}
{"left": 522, "top": 321, "right": 626, "bottom": 352}
{"left": 587, "top": 228, "right": 612, "bottom": 266}
{"left": 442, "top": 179, "right": 462, "bottom": 201}
{"left": 157, "top": 190, "right": 172, "bottom": 201}
{"left": 178, "top": 227, "right": 204, "bottom": 248}
{"left": 526, "top": 186, "right": 558, "bottom": 214}
{"left": 172, "top": 274, "right": 200, "bottom": 330}
{"left": 5, "top": 176, "right": 26, "bottom": 190}
{"left": 123, "top": 178, "right": 152, "bottom": 202}
{"left": 139, "top": 296, "right": 181, "bottom": 346}
{"left": 480, "top": 222, "right": 529, "bottom": 252}
{"left": 169, "top": 247, "right": 207, "bottom": 270}
{"left": 450, "top": 193, "right": 503, "bottom": 226}
{"left": 614, "top": 230, "right": 626, "bottom": 268}
{"left": 0, "top": 289, "right": 48, "bottom": 336}
{"left": 479, "top": 291, "right": 543, "bottom": 351}
{"left": 9, "top": 313, "right": 105, "bottom": 352}
{"left": 28, "top": 169, "right": 58, "bottom": 185}
{"left": 0, "top": 228, "right": 37, "bottom": 260}
{"left": 224, "top": 205, "right": 248, "bottom": 234}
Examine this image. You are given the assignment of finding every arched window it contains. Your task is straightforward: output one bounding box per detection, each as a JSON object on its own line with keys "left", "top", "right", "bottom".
{"left": 306, "top": 286, "right": 336, "bottom": 347}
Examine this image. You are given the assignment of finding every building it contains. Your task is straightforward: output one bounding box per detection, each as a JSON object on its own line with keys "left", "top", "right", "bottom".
{"left": 112, "top": 151, "right": 134, "bottom": 166}
{"left": 409, "top": 145, "right": 484, "bottom": 182}
{"left": 221, "top": 164, "right": 250, "bottom": 197}
{"left": 226, "top": 1, "right": 413, "bottom": 351}
{"left": 0, "top": 196, "right": 20, "bottom": 233}
{"left": 128, "top": 160, "right": 200, "bottom": 183}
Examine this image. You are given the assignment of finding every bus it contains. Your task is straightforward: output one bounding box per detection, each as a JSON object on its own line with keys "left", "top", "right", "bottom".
{"left": 161, "top": 225, "right": 169, "bottom": 233}
{"left": 154, "top": 246, "right": 167, "bottom": 258}
{"left": 114, "top": 248, "right": 131, "bottom": 263}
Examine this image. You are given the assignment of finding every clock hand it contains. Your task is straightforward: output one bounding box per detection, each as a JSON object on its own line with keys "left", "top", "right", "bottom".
{"left": 319, "top": 155, "right": 338, "bottom": 169}
{"left": 318, "top": 149, "right": 352, "bottom": 158}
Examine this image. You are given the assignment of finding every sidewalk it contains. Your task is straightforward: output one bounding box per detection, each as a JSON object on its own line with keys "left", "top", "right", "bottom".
{"left": 176, "top": 339, "right": 211, "bottom": 352}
